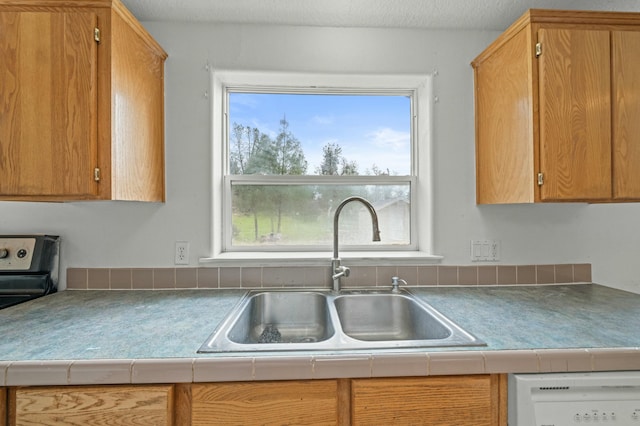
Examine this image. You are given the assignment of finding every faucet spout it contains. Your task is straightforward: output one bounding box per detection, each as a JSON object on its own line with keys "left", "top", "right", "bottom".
{"left": 332, "top": 196, "right": 381, "bottom": 292}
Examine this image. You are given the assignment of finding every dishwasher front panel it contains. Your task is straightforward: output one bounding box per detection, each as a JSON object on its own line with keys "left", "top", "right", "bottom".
{"left": 509, "top": 371, "right": 640, "bottom": 425}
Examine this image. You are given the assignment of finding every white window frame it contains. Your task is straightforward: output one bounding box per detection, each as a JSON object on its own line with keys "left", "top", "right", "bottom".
{"left": 202, "top": 70, "right": 440, "bottom": 266}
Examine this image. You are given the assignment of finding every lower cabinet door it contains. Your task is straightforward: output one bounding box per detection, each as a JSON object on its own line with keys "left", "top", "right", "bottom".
{"left": 1, "top": 388, "right": 6, "bottom": 426}
{"left": 190, "top": 380, "right": 340, "bottom": 425}
{"left": 351, "top": 375, "right": 505, "bottom": 426}
{"left": 11, "top": 385, "right": 174, "bottom": 426}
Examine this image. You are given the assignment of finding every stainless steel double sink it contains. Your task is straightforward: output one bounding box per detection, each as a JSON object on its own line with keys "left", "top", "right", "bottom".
{"left": 198, "top": 289, "right": 485, "bottom": 353}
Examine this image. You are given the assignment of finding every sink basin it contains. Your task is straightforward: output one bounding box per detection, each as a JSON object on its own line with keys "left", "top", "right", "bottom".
{"left": 199, "top": 291, "right": 336, "bottom": 352}
{"left": 227, "top": 291, "right": 334, "bottom": 344}
{"left": 198, "top": 289, "right": 485, "bottom": 353}
{"left": 334, "top": 293, "right": 451, "bottom": 341}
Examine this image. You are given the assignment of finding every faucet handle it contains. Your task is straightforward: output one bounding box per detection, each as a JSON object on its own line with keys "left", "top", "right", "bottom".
{"left": 332, "top": 265, "right": 351, "bottom": 281}
{"left": 339, "top": 265, "right": 351, "bottom": 278}
{"left": 391, "top": 276, "right": 407, "bottom": 293}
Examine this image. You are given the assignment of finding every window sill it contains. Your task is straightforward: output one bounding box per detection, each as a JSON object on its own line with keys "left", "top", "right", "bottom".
{"left": 199, "top": 251, "right": 443, "bottom": 267}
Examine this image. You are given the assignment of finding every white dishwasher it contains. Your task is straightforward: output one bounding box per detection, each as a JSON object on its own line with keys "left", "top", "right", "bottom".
{"left": 509, "top": 371, "right": 640, "bottom": 425}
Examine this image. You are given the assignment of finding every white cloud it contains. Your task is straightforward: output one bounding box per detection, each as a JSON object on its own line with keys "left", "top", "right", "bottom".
{"left": 341, "top": 139, "right": 410, "bottom": 176}
{"left": 229, "top": 94, "right": 260, "bottom": 110}
{"left": 311, "top": 115, "right": 335, "bottom": 125}
{"left": 366, "top": 127, "right": 410, "bottom": 151}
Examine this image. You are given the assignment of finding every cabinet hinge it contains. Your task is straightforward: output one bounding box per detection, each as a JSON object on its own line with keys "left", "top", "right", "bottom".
{"left": 537, "top": 172, "right": 544, "bottom": 186}
{"left": 535, "top": 42, "right": 542, "bottom": 58}
{"left": 94, "top": 168, "right": 101, "bottom": 182}
{"left": 94, "top": 27, "right": 101, "bottom": 44}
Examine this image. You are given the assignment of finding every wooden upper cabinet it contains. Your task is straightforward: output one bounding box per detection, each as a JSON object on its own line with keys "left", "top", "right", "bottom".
{"left": 472, "top": 9, "right": 640, "bottom": 204}
{"left": 538, "top": 28, "right": 612, "bottom": 201}
{"left": 0, "top": 11, "right": 98, "bottom": 199}
{"left": 473, "top": 25, "right": 535, "bottom": 204}
{"left": 612, "top": 30, "right": 640, "bottom": 200}
{"left": 0, "top": 0, "right": 167, "bottom": 202}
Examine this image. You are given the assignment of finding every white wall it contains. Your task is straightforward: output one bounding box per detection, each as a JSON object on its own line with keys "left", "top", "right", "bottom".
{"left": 2, "top": 22, "right": 640, "bottom": 294}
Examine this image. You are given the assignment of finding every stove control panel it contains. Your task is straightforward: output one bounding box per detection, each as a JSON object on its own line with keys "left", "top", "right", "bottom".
{"left": 0, "top": 237, "right": 36, "bottom": 270}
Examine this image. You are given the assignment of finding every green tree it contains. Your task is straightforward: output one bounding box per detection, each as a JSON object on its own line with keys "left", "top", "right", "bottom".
{"left": 268, "top": 116, "right": 308, "bottom": 234}
{"left": 230, "top": 123, "right": 274, "bottom": 240}
{"left": 315, "top": 142, "right": 359, "bottom": 215}
{"left": 316, "top": 143, "right": 341, "bottom": 175}
{"left": 230, "top": 117, "right": 310, "bottom": 241}
{"left": 366, "top": 164, "right": 390, "bottom": 176}
{"left": 316, "top": 142, "right": 358, "bottom": 176}
{"left": 273, "top": 116, "right": 307, "bottom": 175}
{"left": 341, "top": 158, "right": 359, "bottom": 176}
{"left": 230, "top": 123, "right": 272, "bottom": 175}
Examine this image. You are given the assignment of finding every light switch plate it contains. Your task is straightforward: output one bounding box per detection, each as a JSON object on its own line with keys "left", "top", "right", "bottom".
{"left": 470, "top": 239, "right": 500, "bottom": 262}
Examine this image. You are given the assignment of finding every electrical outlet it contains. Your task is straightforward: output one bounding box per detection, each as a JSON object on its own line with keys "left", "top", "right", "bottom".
{"left": 490, "top": 240, "right": 500, "bottom": 261}
{"left": 175, "top": 241, "right": 189, "bottom": 265}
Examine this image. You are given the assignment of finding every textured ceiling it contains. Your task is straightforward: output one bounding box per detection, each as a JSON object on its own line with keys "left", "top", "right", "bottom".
{"left": 121, "top": 0, "right": 640, "bottom": 30}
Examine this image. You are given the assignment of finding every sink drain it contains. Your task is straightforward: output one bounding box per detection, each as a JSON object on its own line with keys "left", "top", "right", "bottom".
{"left": 258, "top": 324, "right": 282, "bottom": 343}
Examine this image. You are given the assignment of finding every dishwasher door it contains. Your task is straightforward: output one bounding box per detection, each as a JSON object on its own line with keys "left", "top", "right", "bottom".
{"left": 509, "top": 371, "right": 640, "bottom": 426}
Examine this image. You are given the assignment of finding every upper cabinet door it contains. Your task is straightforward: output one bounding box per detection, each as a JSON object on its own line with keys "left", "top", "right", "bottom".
{"left": 538, "top": 28, "right": 612, "bottom": 201}
{"left": 0, "top": 11, "right": 98, "bottom": 198}
{"left": 474, "top": 28, "right": 535, "bottom": 204}
{"left": 612, "top": 30, "right": 640, "bottom": 200}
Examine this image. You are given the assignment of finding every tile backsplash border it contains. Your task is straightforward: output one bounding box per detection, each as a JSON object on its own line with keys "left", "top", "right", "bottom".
{"left": 67, "top": 263, "right": 591, "bottom": 290}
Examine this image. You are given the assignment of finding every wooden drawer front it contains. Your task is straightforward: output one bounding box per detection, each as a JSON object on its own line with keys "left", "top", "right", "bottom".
{"left": 11, "top": 385, "right": 174, "bottom": 426}
{"left": 351, "top": 375, "right": 501, "bottom": 426}
{"left": 191, "top": 380, "right": 339, "bottom": 425}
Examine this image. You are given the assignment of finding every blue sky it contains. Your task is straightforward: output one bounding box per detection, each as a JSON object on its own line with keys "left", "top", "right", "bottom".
{"left": 228, "top": 93, "right": 412, "bottom": 175}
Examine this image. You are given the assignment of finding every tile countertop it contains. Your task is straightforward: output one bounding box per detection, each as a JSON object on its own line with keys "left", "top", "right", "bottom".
{"left": 1, "top": 284, "right": 639, "bottom": 386}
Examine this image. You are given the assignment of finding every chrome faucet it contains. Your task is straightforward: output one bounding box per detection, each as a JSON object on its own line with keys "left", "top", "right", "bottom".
{"left": 331, "top": 196, "right": 381, "bottom": 292}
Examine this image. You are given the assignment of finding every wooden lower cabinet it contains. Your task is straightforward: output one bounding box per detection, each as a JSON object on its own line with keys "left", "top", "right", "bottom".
{"left": 179, "top": 375, "right": 506, "bottom": 426}
{"left": 351, "top": 375, "right": 506, "bottom": 426}
{"left": 1, "top": 388, "right": 6, "bottom": 426}
{"left": 4, "top": 375, "right": 506, "bottom": 425}
{"left": 184, "top": 380, "right": 343, "bottom": 426}
{"left": 9, "top": 385, "right": 174, "bottom": 426}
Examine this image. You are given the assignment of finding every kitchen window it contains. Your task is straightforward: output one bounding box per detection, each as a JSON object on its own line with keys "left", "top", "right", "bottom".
{"left": 207, "top": 71, "right": 435, "bottom": 264}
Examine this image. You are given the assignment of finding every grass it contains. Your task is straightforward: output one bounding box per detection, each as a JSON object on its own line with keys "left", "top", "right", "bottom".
{"left": 232, "top": 212, "right": 330, "bottom": 245}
